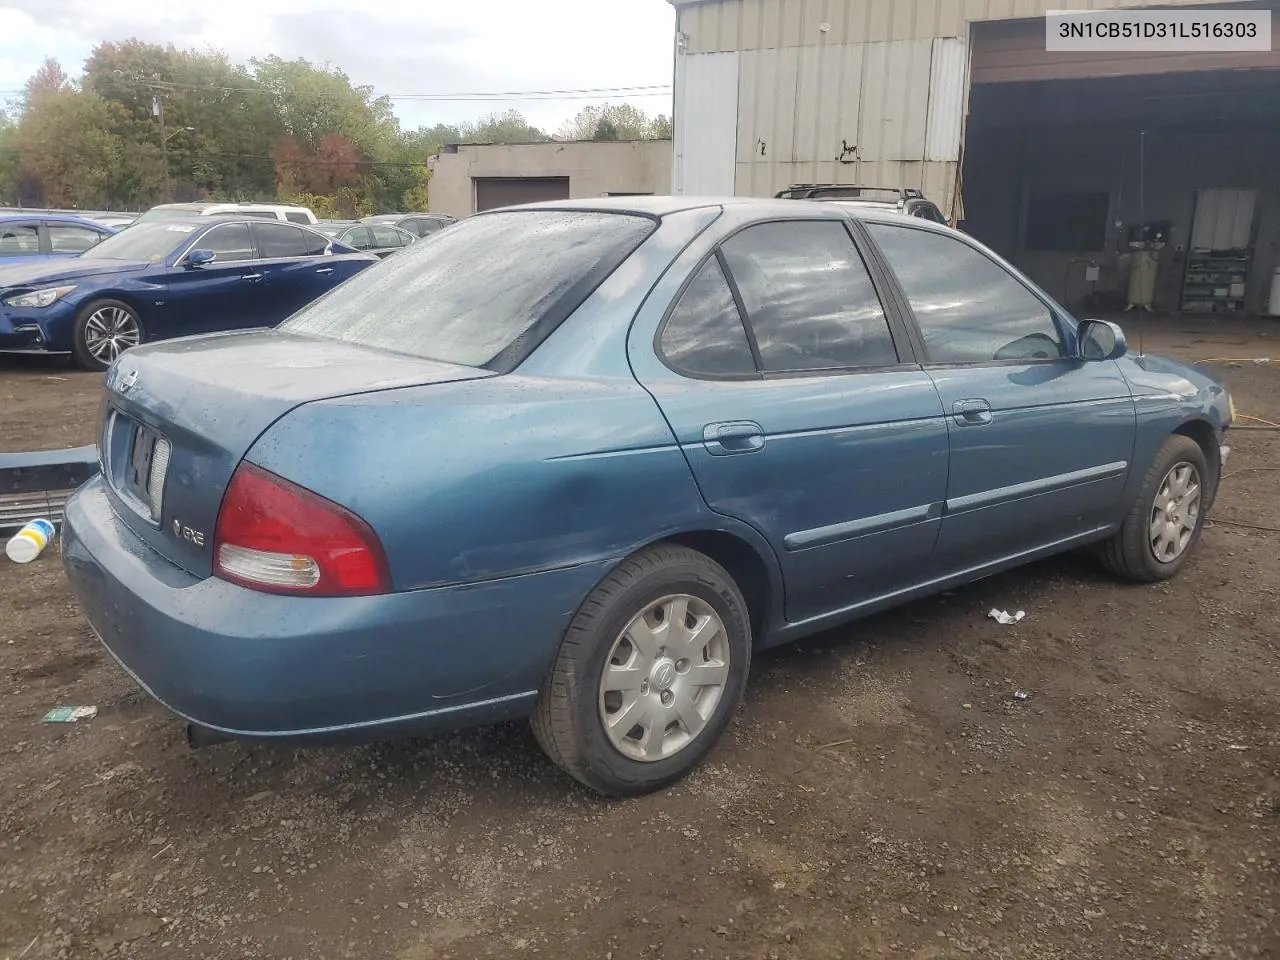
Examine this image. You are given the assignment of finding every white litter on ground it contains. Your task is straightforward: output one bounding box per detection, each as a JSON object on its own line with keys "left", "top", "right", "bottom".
{"left": 987, "top": 608, "right": 1026, "bottom": 625}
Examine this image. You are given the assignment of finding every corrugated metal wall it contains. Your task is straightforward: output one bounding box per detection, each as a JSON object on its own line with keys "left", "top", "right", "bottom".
{"left": 691, "top": 34, "right": 968, "bottom": 210}
{"left": 674, "top": 51, "right": 740, "bottom": 194}
{"left": 673, "top": 0, "right": 1250, "bottom": 209}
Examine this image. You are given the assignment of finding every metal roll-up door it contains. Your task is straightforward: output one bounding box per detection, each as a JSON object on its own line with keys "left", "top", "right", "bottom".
{"left": 473, "top": 177, "right": 571, "bottom": 212}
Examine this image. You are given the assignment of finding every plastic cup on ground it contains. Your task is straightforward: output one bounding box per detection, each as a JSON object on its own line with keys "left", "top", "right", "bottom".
{"left": 6, "top": 518, "right": 55, "bottom": 563}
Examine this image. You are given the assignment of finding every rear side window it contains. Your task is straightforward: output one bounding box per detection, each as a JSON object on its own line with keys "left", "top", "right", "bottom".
{"left": 868, "top": 223, "right": 1063, "bottom": 364}
{"left": 341, "top": 226, "right": 373, "bottom": 250}
{"left": 253, "top": 222, "right": 309, "bottom": 258}
{"left": 720, "top": 221, "right": 898, "bottom": 372}
{"left": 285, "top": 211, "right": 311, "bottom": 224}
{"left": 282, "top": 210, "right": 655, "bottom": 370}
{"left": 200, "top": 223, "right": 254, "bottom": 262}
{"left": 660, "top": 258, "right": 756, "bottom": 377}
{"left": 0, "top": 223, "right": 39, "bottom": 255}
{"left": 371, "top": 225, "right": 409, "bottom": 248}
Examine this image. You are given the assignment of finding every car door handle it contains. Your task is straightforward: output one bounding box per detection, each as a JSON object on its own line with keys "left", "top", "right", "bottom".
{"left": 240, "top": 273, "right": 263, "bottom": 282}
{"left": 952, "top": 399, "right": 992, "bottom": 426}
{"left": 315, "top": 266, "right": 334, "bottom": 275}
{"left": 702, "top": 421, "right": 765, "bottom": 456}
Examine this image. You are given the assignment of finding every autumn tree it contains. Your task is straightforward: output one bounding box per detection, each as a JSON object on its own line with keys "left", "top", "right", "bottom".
{"left": 23, "top": 58, "right": 71, "bottom": 100}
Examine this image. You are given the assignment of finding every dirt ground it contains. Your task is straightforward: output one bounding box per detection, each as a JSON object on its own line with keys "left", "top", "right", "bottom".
{"left": 1, "top": 318, "right": 1277, "bottom": 960}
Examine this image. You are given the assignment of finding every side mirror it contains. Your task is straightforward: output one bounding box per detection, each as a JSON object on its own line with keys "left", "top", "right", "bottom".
{"left": 1076, "top": 319, "right": 1127, "bottom": 362}
{"left": 184, "top": 248, "right": 215, "bottom": 267}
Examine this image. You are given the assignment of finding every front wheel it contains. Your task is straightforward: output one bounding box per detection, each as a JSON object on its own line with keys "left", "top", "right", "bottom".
{"left": 532, "top": 545, "right": 752, "bottom": 796}
{"left": 71, "top": 299, "right": 144, "bottom": 371}
{"left": 1099, "top": 434, "right": 1212, "bottom": 582}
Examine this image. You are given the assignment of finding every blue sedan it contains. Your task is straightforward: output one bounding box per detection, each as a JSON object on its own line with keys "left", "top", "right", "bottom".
{"left": 0, "top": 213, "right": 115, "bottom": 265}
{"left": 62, "top": 198, "right": 1232, "bottom": 796}
{"left": 0, "top": 217, "right": 376, "bottom": 369}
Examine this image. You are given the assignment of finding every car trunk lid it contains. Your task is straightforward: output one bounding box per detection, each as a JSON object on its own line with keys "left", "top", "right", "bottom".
{"left": 100, "top": 330, "right": 494, "bottom": 578}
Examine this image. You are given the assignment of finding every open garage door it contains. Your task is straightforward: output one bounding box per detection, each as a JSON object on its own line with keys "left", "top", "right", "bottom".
{"left": 474, "top": 177, "right": 570, "bottom": 212}
{"left": 962, "top": 9, "right": 1280, "bottom": 317}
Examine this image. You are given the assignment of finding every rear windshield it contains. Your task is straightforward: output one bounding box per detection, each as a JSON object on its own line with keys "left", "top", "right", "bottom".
{"left": 281, "top": 210, "right": 655, "bottom": 370}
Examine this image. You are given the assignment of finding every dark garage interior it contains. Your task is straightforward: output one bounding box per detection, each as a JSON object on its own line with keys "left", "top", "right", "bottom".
{"left": 962, "top": 12, "right": 1280, "bottom": 318}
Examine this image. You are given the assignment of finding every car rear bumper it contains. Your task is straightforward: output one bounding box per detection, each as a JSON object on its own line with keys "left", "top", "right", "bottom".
{"left": 62, "top": 476, "right": 609, "bottom": 742}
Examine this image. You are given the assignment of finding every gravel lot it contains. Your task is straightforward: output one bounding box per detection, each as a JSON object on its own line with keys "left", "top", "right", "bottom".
{"left": 1, "top": 318, "right": 1277, "bottom": 960}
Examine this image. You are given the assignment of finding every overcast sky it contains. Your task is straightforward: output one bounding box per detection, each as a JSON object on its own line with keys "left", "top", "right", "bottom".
{"left": 0, "top": 0, "right": 676, "bottom": 133}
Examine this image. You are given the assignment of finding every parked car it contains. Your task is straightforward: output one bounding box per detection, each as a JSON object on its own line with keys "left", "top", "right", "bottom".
{"left": 90, "top": 214, "right": 138, "bottom": 230}
{"left": 360, "top": 212, "right": 455, "bottom": 238}
{"left": 133, "top": 202, "right": 318, "bottom": 225}
{"left": 777, "top": 184, "right": 949, "bottom": 223}
{"left": 0, "top": 217, "right": 375, "bottom": 369}
{"left": 0, "top": 214, "right": 115, "bottom": 265}
{"left": 61, "top": 198, "right": 1232, "bottom": 796}
{"left": 317, "top": 220, "right": 417, "bottom": 258}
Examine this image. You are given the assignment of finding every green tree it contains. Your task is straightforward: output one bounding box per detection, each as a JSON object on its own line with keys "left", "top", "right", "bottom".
{"left": 83, "top": 40, "right": 281, "bottom": 201}
{"left": 252, "top": 56, "right": 397, "bottom": 154}
{"left": 459, "top": 109, "right": 548, "bottom": 144}
{"left": 558, "top": 103, "right": 671, "bottom": 141}
{"left": 15, "top": 88, "right": 127, "bottom": 207}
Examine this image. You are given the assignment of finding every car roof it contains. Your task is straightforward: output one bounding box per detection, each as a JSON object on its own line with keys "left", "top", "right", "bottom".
{"left": 149, "top": 201, "right": 309, "bottom": 211}
{"left": 497, "top": 196, "right": 955, "bottom": 235}
{"left": 499, "top": 196, "right": 873, "bottom": 218}
{"left": 0, "top": 212, "right": 109, "bottom": 224}
{"left": 137, "top": 216, "right": 320, "bottom": 229}
{"left": 362, "top": 212, "right": 451, "bottom": 221}
{"left": 824, "top": 199, "right": 903, "bottom": 210}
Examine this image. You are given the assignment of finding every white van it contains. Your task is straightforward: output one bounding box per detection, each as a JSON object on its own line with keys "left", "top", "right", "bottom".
{"left": 133, "top": 202, "right": 318, "bottom": 226}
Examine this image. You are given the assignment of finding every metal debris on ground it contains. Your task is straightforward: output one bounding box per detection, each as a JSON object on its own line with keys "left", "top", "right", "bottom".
{"left": 987, "top": 608, "right": 1026, "bottom": 625}
{"left": 41, "top": 705, "right": 98, "bottom": 723}
{"left": 1013, "top": 690, "right": 1031, "bottom": 701}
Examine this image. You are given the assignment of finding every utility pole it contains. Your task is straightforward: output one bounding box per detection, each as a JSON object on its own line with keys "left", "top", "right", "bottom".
{"left": 153, "top": 94, "right": 169, "bottom": 202}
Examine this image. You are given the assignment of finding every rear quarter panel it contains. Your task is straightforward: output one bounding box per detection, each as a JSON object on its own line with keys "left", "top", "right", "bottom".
{"left": 246, "top": 374, "right": 712, "bottom": 590}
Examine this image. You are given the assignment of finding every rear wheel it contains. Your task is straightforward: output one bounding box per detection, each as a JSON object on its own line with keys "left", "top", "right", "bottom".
{"left": 72, "top": 299, "right": 144, "bottom": 371}
{"left": 1099, "top": 434, "right": 1211, "bottom": 582}
{"left": 532, "top": 545, "right": 751, "bottom": 796}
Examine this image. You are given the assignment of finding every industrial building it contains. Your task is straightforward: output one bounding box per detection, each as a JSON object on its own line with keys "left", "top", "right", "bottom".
{"left": 428, "top": 139, "right": 672, "bottom": 220}
{"left": 669, "top": 0, "right": 1280, "bottom": 315}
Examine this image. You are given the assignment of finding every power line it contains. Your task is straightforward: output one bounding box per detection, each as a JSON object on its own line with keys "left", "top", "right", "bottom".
{"left": 77, "top": 78, "right": 671, "bottom": 102}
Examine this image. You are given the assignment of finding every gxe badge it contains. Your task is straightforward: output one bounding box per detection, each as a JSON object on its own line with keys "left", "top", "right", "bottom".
{"left": 172, "top": 519, "right": 205, "bottom": 548}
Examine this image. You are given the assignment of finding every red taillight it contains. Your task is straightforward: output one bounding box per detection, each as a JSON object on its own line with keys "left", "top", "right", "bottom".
{"left": 213, "top": 463, "right": 391, "bottom": 597}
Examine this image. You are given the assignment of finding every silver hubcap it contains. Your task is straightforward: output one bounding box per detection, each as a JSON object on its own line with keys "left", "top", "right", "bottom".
{"left": 1149, "top": 461, "right": 1202, "bottom": 563}
{"left": 598, "top": 594, "right": 731, "bottom": 763}
{"left": 84, "top": 306, "right": 141, "bottom": 362}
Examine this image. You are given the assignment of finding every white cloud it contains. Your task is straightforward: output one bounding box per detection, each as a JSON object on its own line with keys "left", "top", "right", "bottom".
{"left": 0, "top": 0, "right": 675, "bottom": 130}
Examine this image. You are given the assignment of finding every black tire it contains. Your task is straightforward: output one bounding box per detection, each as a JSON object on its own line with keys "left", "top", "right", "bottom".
{"left": 1099, "top": 434, "right": 1211, "bottom": 582}
{"left": 71, "top": 299, "right": 145, "bottom": 372}
{"left": 532, "top": 545, "right": 752, "bottom": 797}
